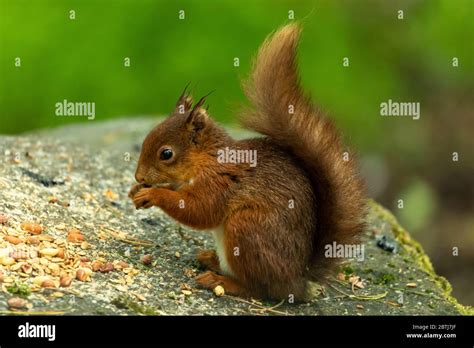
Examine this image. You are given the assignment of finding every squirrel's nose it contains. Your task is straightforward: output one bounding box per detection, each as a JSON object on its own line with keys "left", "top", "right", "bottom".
{"left": 135, "top": 172, "right": 145, "bottom": 183}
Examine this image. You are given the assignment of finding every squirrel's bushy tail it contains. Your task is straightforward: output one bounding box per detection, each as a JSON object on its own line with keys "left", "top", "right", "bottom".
{"left": 240, "top": 23, "right": 366, "bottom": 280}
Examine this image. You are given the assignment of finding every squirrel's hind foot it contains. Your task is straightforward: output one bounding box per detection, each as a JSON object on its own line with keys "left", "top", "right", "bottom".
{"left": 196, "top": 249, "right": 221, "bottom": 273}
{"left": 195, "top": 271, "right": 245, "bottom": 297}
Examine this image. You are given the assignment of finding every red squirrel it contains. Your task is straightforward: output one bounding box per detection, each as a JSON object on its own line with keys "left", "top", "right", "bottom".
{"left": 129, "top": 24, "right": 365, "bottom": 301}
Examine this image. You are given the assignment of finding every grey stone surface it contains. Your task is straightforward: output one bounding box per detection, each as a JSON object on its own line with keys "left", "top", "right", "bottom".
{"left": 0, "top": 118, "right": 470, "bottom": 315}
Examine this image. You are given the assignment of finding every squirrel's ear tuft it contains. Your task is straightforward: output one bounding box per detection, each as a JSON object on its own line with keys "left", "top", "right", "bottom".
{"left": 174, "top": 84, "right": 193, "bottom": 115}
{"left": 185, "top": 95, "right": 210, "bottom": 133}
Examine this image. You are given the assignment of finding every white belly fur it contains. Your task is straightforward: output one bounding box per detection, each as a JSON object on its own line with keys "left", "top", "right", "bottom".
{"left": 211, "top": 225, "right": 234, "bottom": 276}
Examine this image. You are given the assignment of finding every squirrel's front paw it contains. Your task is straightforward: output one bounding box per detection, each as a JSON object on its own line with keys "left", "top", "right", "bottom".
{"left": 128, "top": 183, "right": 146, "bottom": 199}
{"left": 132, "top": 188, "right": 160, "bottom": 209}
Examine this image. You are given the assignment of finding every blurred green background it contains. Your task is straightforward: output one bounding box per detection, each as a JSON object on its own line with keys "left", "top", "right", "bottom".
{"left": 1, "top": 0, "right": 473, "bottom": 305}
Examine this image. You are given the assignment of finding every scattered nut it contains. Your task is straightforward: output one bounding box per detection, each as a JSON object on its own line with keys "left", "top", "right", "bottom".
{"left": 92, "top": 260, "right": 104, "bottom": 272}
{"left": 0, "top": 214, "right": 8, "bottom": 224}
{"left": 57, "top": 248, "right": 65, "bottom": 258}
{"left": 26, "top": 236, "right": 40, "bottom": 245}
{"left": 48, "top": 196, "right": 59, "bottom": 203}
{"left": 7, "top": 297, "right": 29, "bottom": 309}
{"left": 48, "top": 263, "right": 60, "bottom": 276}
{"left": 181, "top": 290, "right": 192, "bottom": 296}
{"left": 10, "top": 251, "right": 28, "bottom": 260}
{"left": 21, "top": 264, "right": 32, "bottom": 274}
{"left": 60, "top": 275, "right": 73, "bottom": 287}
{"left": 141, "top": 254, "right": 153, "bottom": 265}
{"left": 39, "top": 248, "right": 59, "bottom": 257}
{"left": 67, "top": 230, "right": 85, "bottom": 243}
{"left": 38, "top": 235, "right": 54, "bottom": 242}
{"left": 1, "top": 256, "right": 16, "bottom": 266}
{"left": 33, "top": 276, "right": 52, "bottom": 286}
{"left": 213, "top": 285, "right": 225, "bottom": 297}
{"left": 41, "top": 279, "right": 56, "bottom": 288}
{"left": 76, "top": 268, "right": 92, "bottom": 282}
{"left": 104, "top": 189, "right": 119, "bottom": 201}
{"left": 20, "top": 222, "right": 43, "bottom": 235}
{"left": 115, "top": 261, "right": 128, "bottom": 270}
{"left": 80, "top": 241, "right": 90, "bottom": 250}
{"left": 175, "top": 251, "right": 181, "bottom": 258}
{"left": 99, "top": 262, "right": 114, "bottom": 273}
{"left": 406, "top": 282, "right": 417, "bottom": 288}
{"left": 5, "top": 235, "right": 21, "bottom": 245}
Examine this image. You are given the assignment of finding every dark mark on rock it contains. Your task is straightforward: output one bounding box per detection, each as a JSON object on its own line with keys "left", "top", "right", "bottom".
{"left": 376, "top": 235, "right": 398, "bottom": 253}
{"left": 141, "top": 218, "right": 159, "bottom": 226}
{"left": 20, "top": 168, "right": 65, "bottom": 187}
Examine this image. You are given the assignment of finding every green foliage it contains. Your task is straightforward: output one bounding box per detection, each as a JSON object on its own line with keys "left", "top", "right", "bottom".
{"left": 6, "top": 281, "right": 31, "bottom": 298}
{"left": 1, "top": 0, "right": 472, "bottom": 155}
{"left": 375, "top": 273, "right": 396, "bottom": 285}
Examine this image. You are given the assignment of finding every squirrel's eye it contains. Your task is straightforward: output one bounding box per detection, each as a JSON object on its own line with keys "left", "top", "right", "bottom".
{"left": 160, "top": 149, "right": 173, "bottom": 160}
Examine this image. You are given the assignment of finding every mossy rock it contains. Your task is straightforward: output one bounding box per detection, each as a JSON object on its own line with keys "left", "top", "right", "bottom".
{"left": 0, "top": 118, "right": 471, "bottom": 315}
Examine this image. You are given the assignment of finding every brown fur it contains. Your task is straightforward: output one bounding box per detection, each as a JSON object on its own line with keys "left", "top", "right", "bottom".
{"left": 130, "top": 23, "right": 366, "bottom": 300}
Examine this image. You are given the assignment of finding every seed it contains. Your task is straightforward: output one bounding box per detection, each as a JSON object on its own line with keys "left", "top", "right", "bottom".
{"left": 80, "top": 241, "right": 90, "bottom": 250}
{"left": 115, "top": 261, "right": 128, "bottom": 270}
{"left": 33, "top": 276, "right": 52, "bottom": 286}
{"left": 38, "top": 235, "right": 54, "bottom": 242}
{"left": 5, "top": 235, "right": 21, "bottom": 245}
{"left": 41, "top": 279, "right": 56, "bottom": 288}
{"left": 1, "top": 257, "right": 15, "bottom": 266}
{"left": 79, "top": 261, "right": 91, "bottom": 269}
{"left": 55, "top": 223, "right": 66, "bottom": 230}
{"left": 76, "top": 268, "right": 92, "bottom": 282}
{"left": 48, "top": 263, "right": 60, "bottom": 275}
{"left": 104, "top": 189, "right": 119, "bottom": 201}
{"left": 26, "top": 236, "right": 40, "bottom": 245}
{"left": 20, "top": 222, "right": 43, "bottom": 235}
{"left": 406, "top": 282, "right": 417, "bottom": 288}
{"left": 10, "top": 251, "right": 28, "bottom": 260}
{"left": 60, "top": 275, "right": 72, "bottom": 287}
{"left": 39, "top": 248, "right": 59, "bottom": 257}
{"left": 141, "top": 254, "right": 153, "bottom": 265}
{"left": 181, "top": 290, "right": 192, "bottom": 296}
{"left": 0, "top": 214, "right": 8, "bottom": 224}
{"left": 213, "top": 285, "right": 225, "bottom": 297}
{"left": 175, "top": 251, "right": 181, "bottom": 258}
{"left": 133, "top": 293, "right": 146, "bottom": 301}
{"left": 57, "top": 248, "right": 65, "bottom": 258}
{"left": 10, "top": 262, "right": 24, "bottom": 271}
{"left": 67, "top": 231, "right": 85, "bottom": 243}
{"left": 116, "top": 285, "right": 128, "bottom": 292}
{"left": 21, "top": 264, "right": 32, "bottom": 274}
{"left": 7, "top": 297, "right": 29, "bottom": 309}
{"left": 92, "top": 260, "right": 104, "bottom": 272}
{"left": 99, "top": 262, "right": 114, "bottom": 273}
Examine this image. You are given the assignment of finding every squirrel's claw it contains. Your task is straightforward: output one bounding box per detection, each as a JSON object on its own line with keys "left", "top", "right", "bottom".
{"left": 132, "top": 187, "right": 158, "bottom": 209}
{"left": 128, "top": 183, "right": 145, "bottom": 199}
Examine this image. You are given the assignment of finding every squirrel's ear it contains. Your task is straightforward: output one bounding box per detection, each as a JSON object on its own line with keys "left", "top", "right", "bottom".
{"left": 185, "top": 96, "right": 209, "bottom": 133}
{"left": 174, "top": 84, "right": 193, "bottom": 115}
